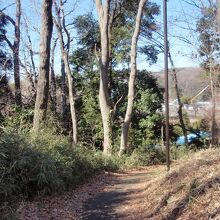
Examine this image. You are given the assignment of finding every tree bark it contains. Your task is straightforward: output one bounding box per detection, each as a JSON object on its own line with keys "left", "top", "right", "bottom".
{"left": 56, "top": 31, "right": 77, "bottom": 145}
{"left": 33, "top": 0, "right": 53, "bottom": 131}
{"left": 13, "top": 0, "right": 22, "bottom": 106}
{"left": 63, "top": 52, "right": 77, "bottom": 145}
{"left": 50, "top": 39, "right": 57, "bottom": 112}
{"left": 217, "top": 0, "right": 220, "bottom": 31}
{"left": 119, "top": 0, "right": 147, "bottom": 156}
{"left": 209, "top": 61, "right": 217, "bottom": 147}
{"left": 60, "top": 58, "right": 67, "bottom": 123}
{"left": 95, "top": 0, "right": 112, "bottom": 155}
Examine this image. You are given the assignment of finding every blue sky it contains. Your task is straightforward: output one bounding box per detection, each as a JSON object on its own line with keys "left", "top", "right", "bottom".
{"left": 1, "top": 0, "right": 205, "bottom": 74}
{"left": 143, "top": 0, "right": 202, "bottom": 71}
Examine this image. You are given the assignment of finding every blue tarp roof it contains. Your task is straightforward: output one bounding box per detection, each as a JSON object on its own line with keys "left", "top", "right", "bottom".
{"left": 176, "top": 131, "right": 209, "bottom": 145}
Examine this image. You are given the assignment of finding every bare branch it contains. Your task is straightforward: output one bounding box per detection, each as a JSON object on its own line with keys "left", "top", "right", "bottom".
{"left": 2, "top": 35, "right": 13, "bottom": 50}
{"left": 182, "top": 0, "right": 201, "bottom": 9}
{"left": 0, "top": 11, "right": 15, "bottom": 26}
{"left": 1, "top": 3, "right": 16, "bottom": 12}
{"left": 60, "top": 0, "right": 71, "bottom": 51}
{"left": 113, "top": 93, "right": 126, "bottom": 115}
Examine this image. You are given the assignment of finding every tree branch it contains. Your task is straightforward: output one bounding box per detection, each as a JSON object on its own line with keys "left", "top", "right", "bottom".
{"left": 60, "top": 0, "right": 71, "bottom": 52}
{"left": 0, "top": 11, "right": 15, "bottom": 26}
{"left": 2, "top": 35, "right": 13, "bottom": 50}
{"left": 1, "top": 3, "right": 16, "bottom": 12}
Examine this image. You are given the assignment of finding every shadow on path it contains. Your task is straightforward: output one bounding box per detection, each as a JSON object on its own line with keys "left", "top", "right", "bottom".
{"left": 81, "top": 190, "right": 127, "bottom": 220}
{"left": 80, "top": 171, "right": 152, "bottom": 220}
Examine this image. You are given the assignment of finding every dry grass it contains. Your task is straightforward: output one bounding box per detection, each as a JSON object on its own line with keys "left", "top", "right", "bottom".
{"left": 133, "top": 148, "right": 220, "bottom": 220}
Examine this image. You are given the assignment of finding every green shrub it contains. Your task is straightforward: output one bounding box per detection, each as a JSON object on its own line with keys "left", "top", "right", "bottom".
{"left": 125, "top": 145, "right": 166, "bottom": 167}
{"left": 0, "top": 125, "right": 120, "bottom": 205}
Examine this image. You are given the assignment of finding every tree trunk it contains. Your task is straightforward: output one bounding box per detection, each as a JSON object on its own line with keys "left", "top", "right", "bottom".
{"left": 50, "top": 39, "right": 57, "bottom": 112}
{"left": 119, "top": 0, "right": 146, "bottom": 156}
{"left": 33, "top": 0, "right": 53, "bottom": 131}
{"left": 13, "top": 0, "right": 22, "bottom": 106}
{"left": 53, "top": 1, "right": 77, "bottom": 145}
{"left": 217, "top": 0, "right": 220, "bottom": 31}
{"left": 209, "top": 63, "right": 217, "bottom": 147}
{"left": 60, "top": 58, "right": 67, "bottom": 124}
{"left": 63, "top": 52, "right": 77, "bottom": 145}
{"left": 168, "top": 52, "right": 188, "bottom": 147}
{"left": 27, "top": 32, "right": 37, "bottom": 88}
{"left": 1, "top": 0, "right": 22, "bottom": 106}
{"left": 95, "top": 0, "right": 113, "bottom": 155}
{"left": 56, "top": 41, "right": 77, "bottom": 146}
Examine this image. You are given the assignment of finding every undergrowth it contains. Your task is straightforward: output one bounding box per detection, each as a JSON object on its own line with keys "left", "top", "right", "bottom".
{"left": 0, "top": 125, "right": 121, "bottom": 210}
{"left": 125, "top": 145, "right": 166, "bottom": 167}
{"left": 0, "top": 108, "right": 199, "bottom": 219}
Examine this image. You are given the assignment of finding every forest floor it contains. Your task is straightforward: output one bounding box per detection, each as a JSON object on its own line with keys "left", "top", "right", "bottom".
{"left": 17, "top": 148, "right": 220, "bottom": 220}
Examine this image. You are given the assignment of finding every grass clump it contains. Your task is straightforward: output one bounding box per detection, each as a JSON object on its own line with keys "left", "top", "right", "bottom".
{"left": 170, "top": 145, "right": 194, "bottom": 160}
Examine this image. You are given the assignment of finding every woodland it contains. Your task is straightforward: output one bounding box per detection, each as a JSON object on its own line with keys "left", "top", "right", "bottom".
{"left": 1, "top": 0, "right": 220, "bottom": 219}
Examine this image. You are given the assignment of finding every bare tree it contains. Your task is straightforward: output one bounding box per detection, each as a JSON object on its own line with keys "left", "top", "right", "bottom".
{"left": 119, "top": 0, "right": 147, "bottom": 156}
{"left": 19, "top": 15, "right": 39, "bottom": 101}
{"left": 22, "top": 15, "right": 38, "bottom": 88}
{"left": 33, "top": 0, "right": 53, "bottom": 131}
{"left": 53, "top": 0, "right": 77, "bottom": 145}
{"left": 168, "top": 52, "right": 189, "bottom": 147}
{"left": 0, "top": 0, "right": 22, "bottom": 106}
{"left": 165, "top": 0, "right": 219, "bottom": 146}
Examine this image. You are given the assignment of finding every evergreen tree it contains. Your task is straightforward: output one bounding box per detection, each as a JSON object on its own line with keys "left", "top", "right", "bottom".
{"left": 0, "top": 15, "right": 12, "bottom": 71}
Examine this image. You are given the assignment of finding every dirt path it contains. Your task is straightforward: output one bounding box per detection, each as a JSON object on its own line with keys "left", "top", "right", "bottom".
{"left": 81, "top": 170, "right": 157, "bottom": 220}
{"left": 17, "top": 167, "right": 163, "bottom": 220}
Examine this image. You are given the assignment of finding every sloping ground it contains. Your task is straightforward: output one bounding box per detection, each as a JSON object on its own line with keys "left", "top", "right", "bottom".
{"left": 16, "top": 148, "right": 220, "bottom": 220}
{"left": 134, "top": 148, "right": 220, "bottom": 220}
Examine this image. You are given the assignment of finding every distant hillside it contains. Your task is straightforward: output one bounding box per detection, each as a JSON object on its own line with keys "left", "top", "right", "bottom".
{"left": 152, "top": 67, "right": 210, "bottom": 101}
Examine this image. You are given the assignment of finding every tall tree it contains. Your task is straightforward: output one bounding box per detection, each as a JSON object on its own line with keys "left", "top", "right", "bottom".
{"left": 13, "top": 0, "right": 21, "bottom": 106}
{"left": 53, "top": 0, "right": 78, "bottom": 145}
{"left": 168, "top": 52, "right": 189, "bottom": 147}
{"left": 0, "top": 0, "right": 21, "bottom": 106}
{"left": 0, "top": 15, "right": 13, "bottom": 116}
{"left": 119, "top": 0, "right": 147, "bottom": 156}
{"left": 33, "top": 0, "right": 53, "bottom": 131}
{"left": 0, "top": 14, "right": 12, "bottom": 71}
{"left": 196, "top": 4, "right": 220, "bottom": 146}
{"left": 95, "top": 0, "right": 112, "bottom": 155}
